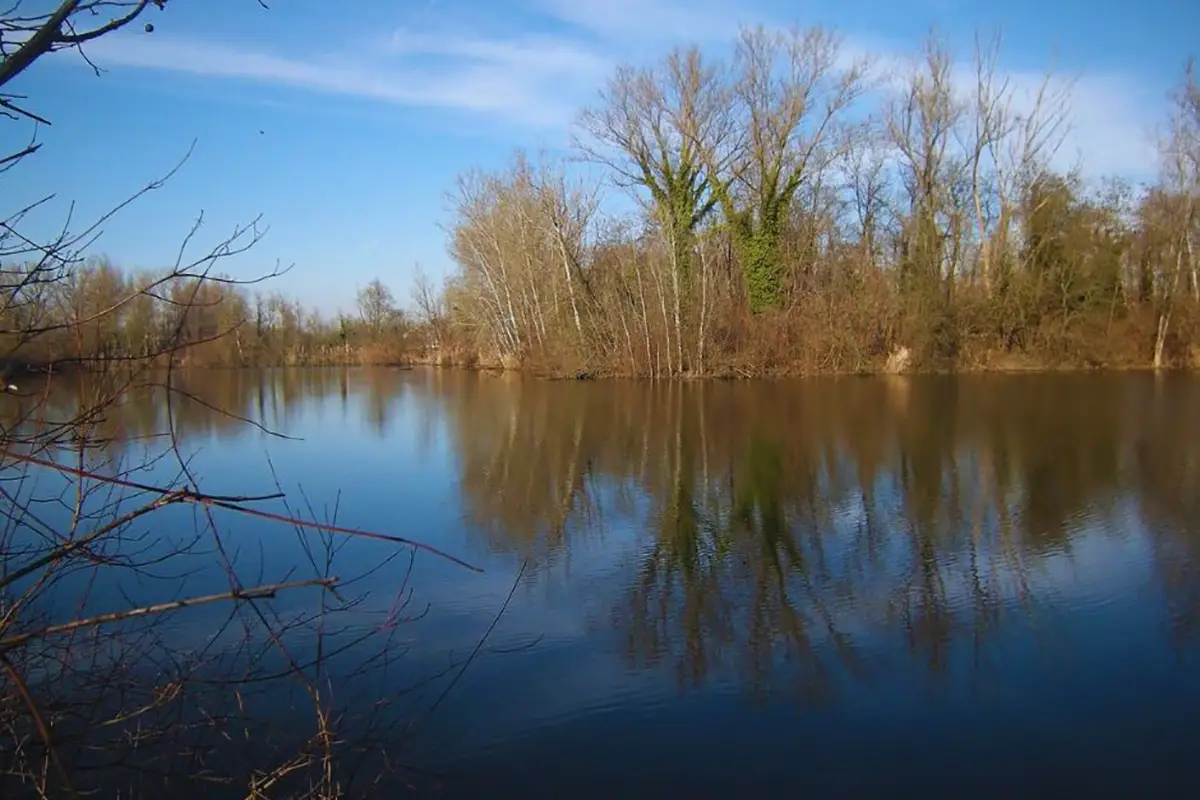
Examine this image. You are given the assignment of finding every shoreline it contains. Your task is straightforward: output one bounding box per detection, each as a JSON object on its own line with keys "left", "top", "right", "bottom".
{"left": 8, "top": 353, "right": 1196, "bottom": 382}
{"left": 405, "top": 350, "right": 1199, "bottom": 380}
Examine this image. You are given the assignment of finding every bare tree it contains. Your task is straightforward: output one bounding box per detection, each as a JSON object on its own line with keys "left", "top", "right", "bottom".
{"left": 577, "top": 47, "right": 725, "bottom": 282}
{"left": 990, "top": 58, "right": 1074, "bottom": 298}
{"left": 448, "top": 166, "right": 528, "bottom": 360}
{"left": 535, "top": 159, "right": 600, "bottom": 346}
{"left": 701, "top": 25, "right": 869, "bottom": 314}
{"left": 577, "top": 49, "right": 735, "bottom": 371}
{"left": 411, "top": 266, "right": 447, "bottom": 350}
{"left": 356, "top": 278, "right": 397, "bottom": 341}
{"left": 885, "top": 34, "right": 969, "bottom": 303}
{"left": 1154, "top": 60, "right": 1200, "bottom": 368}
{"left": 963, "top": 32, "right": 1015, "bottom": 293}
{"left": 840, "top": 120, "right": 891, "bottom": 271}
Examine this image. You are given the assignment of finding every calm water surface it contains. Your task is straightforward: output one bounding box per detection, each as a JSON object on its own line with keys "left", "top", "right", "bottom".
{"left": 11, "top": 369, "right": 1200, "bottom": 797}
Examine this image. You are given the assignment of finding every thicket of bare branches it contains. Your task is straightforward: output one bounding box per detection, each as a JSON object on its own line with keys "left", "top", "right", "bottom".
{"left": 2, "top": 4, "right": 482, "bottom": 797}
{"left": 424, "top": 27, "right": 1200, "bottom": 376}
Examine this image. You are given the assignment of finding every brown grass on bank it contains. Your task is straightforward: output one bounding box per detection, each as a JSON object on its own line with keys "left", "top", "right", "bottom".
{"left": 421, "top": 294, "right": 1200, "bottom": 380}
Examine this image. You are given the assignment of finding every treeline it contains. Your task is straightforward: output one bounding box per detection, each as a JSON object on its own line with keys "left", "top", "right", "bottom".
{"left": 5, "top": 27, "right": 1196, "bottom": 378}
{"left": 420, "top": 28, "right": 1200, "bottom": 376}
{"left": 0, "top": 258, "right": 417, "bottom": 369}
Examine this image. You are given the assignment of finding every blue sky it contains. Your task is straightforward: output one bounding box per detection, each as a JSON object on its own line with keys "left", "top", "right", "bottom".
{"left": 5, "top": 0, "right": 1196, "bottom": 316}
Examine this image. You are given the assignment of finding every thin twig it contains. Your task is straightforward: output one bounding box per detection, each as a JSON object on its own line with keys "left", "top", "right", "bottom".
{"left": 421, "top": 559, "right": 527, "bottom": 721}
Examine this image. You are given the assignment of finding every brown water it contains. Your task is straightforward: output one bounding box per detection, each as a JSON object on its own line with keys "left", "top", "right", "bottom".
{"left": 4, "top": 368, "right": 1200, "bottom": 797}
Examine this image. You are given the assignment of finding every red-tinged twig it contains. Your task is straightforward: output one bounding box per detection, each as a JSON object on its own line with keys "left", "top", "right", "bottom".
{"left": 2, "top": 450, "right": 286, "bottom": 503}
{"left": 202, "top": 498, "right": 483, "bottom": 573}
{"left": 0, "top": 487, "right": 178, "bottom": 595}
{"left": 3, "top": 447, "right": 483, "bottom": 572}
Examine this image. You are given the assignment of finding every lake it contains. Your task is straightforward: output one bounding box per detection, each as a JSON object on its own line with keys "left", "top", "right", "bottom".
{"left": 4, "top": 368, "right": 1200, "bottom": 797}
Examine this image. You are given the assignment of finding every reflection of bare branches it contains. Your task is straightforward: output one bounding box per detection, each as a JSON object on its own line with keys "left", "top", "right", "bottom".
{"left": 1136, "top": 377, "right": 1200, "bottom": 644}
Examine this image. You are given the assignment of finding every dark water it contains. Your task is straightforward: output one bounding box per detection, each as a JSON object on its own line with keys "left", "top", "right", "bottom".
{"left": 7, "top": 369, "right": 1200, "bottom": 797}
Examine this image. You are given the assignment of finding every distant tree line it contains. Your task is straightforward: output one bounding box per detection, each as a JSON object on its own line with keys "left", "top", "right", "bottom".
{"left": 0, "top": 258, "right": 416, "bottom": 368}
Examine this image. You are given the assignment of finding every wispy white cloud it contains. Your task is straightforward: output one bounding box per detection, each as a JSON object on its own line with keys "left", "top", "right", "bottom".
{"left": 69, "top": 27, "right": 611, "bottom": 129}
{"left": 987, "top": 72, "right": 1160, "bottom": 179}
{"left": 61, "top": 0, "right": 1164, "bottom": 178}
{"left": 1056, "top": 73, "right": 1162, "bottom": 179}
{"left": 530, "top": 0, "right": 764, "bottom": 45}
{"left": 385, "top": 29, "right": 611, "bottom": 78}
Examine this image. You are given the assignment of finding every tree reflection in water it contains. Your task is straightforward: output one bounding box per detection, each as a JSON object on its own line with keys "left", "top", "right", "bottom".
{"left": 11, "top": 368, "right": 1199, "bottom": 709}
{"left": 428, "top": 371, "right": 1200, "bottom": 704}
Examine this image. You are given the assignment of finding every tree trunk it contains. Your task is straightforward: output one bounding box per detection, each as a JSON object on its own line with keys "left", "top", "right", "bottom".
{"left": 698, "top": 238, "right": 709, "bottom": 376}
{"left": 973, "top": 157, "right": 991, "bottom": 295}
{"left": 670, "top": 242, "right": 684, "bottom": 374}
{"left": 652, "top": 260, "right": 674, "bottom": 377}
{"left": 619, "top": 300, "right": 636, "bottom": 375}
{"left": 634, "top": 257, "right": 653, "bottom": 378}
{"left": 556, "top": 235, "right": 585, "bottom": 342}
{"left": 1188, "top": 226, "right": 1197, "bottom": 304}
{"left": 1154, "top": 244, "right": 1186, "bottom": 370}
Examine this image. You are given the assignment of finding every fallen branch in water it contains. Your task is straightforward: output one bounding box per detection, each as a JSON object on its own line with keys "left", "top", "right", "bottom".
{"left": 0, "top": 578, "right": 336, "bottom": 652}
